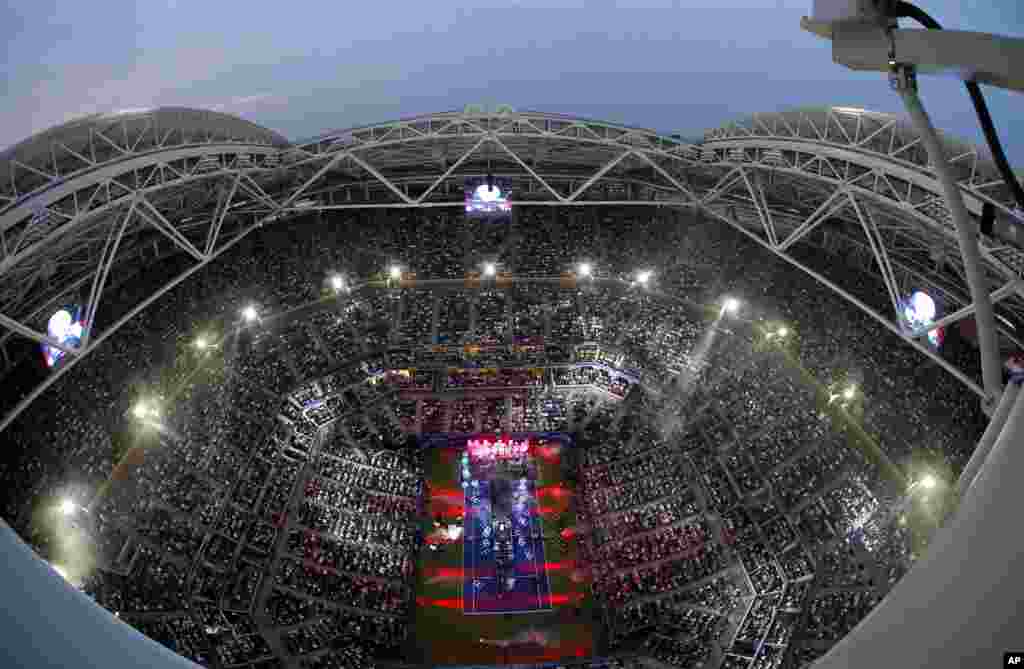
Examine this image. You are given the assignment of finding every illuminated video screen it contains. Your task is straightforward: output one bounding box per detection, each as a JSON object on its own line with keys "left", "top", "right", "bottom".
{"left": 901, "top": 291, "right": 943, "bottom": 350}
{"left": 465, "top": 179, "right": 512, "bottom": 217}
{"left": 41, "top": 306, "right": 84, "bottom": 368}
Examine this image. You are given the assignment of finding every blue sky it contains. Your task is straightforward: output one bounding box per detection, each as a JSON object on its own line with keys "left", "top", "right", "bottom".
{"left": 3, "top": 0, "right": 1022, "bottom": 163}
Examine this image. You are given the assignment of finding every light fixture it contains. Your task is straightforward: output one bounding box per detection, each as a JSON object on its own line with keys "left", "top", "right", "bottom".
{"left": 777, "top": 327, "right": 788, "bottom": 338}
{"left": 636, "top": 270, "right": 652, "bottom": 285}
{"left": 483, "top": 262, "right": 496, "bottom": 277}
{"left": 195, "top": 336, "right": 207, "bottom": 350}
{"left": 389, "top": 266, "right": 402, "bottom": 280}
{"left": 330, "top": 275, "right": 345, "bottom": 291}
{"left": 578, "top": 262, "right": 592, "bottom": 277}
{"left": 920, "top": 474, "right": 937, "bottom": 490}
{"left": 723, "top": 297, "right": 740, "bottom": 314}
{"left": 59, "top": 499, "right": 77, "bottom": 516}
{"left": 132, "top": 403, "right": 149, "bottom": 420}
{"left": 843, "top": 385, "right": 856, "bottom": 401}
{"left": 242, "top": 305, "right": 258, "bottom": 322}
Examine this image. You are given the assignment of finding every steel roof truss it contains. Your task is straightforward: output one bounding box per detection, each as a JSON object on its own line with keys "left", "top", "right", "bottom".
{"left": 700, "top": 202, "right": 986, "bottom": 398}
{"left": 739, "top": 168, "right": 778, "bottom": 247}
{"left": 11, "top": 159, "right": 56, "bottom": 183}
{"left": 848, "top": 193, "right": 902, "bottom": 317}
{"left": 489, "top": 136, "right": 566, "bottom": 203}
{"left": 346, "top": 152, "right": 413, "bottom": 204}
{"left": 237, "top": 175, "right": 283, "bottom": 213}
{"left": 81, "top": 203, "right": 135, "bottom": 348}
{"left": 207, "top": 175, "right": 240, "bottom": 257}
{"left": 91, "top": 128, "right": 129, "bottom": 157}
{"left": 916, "top": 280, "right": 1023, "bottom": 339}
{"left": 416, "top": 137, "right": 489, "bottom": 204}
{"left": 778, "top": 187, "right": 848, "bottom": 251}
{"left": 135, "top": 196, "right": 205, "bottom": 262}
{"left": 700, "top": 167, "right": 744, "bottom": 207}
{"left": 634, "top": 152, "right": 698, "bottom": 203}
{"left": 0, "top": 312, "right": 79, "bottom": 356}
{"left": 569, "top": 151, "right": 633, "bottom": 202}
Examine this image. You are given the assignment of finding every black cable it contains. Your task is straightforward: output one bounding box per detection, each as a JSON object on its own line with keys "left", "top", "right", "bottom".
{"left": 888, "top": 1, "right": 1024, "bottom": 213}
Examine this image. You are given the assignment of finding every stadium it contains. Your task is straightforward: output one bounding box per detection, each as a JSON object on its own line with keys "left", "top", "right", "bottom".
{"left": 2, "top": 8, "right": 1024, "bottom": 669}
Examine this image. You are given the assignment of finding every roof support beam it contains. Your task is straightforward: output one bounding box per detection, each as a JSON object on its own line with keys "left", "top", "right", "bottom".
{"left": 847, "top": 192, "right": 902, "bottom": 318}
{"left": 0, "top": 203, "right": 284, "bottom": 436}
{"left": 81, "top": 202, "right": 135, "bottom": 349}
{"left": 135, "top": 195, "right": 206, "bottom": 262}
{"left": 0, "top": 312, "right": 79, "bottom": 356}
{"left": 778, "top": 187, "right": 848, "bottom": 251}
{"left": 697, "top": 202, "right": 987, "bottom": 400}
{"left": 896, "top": 75, "right": 1003, "bottom": 403}
{"left": 699, "top": 166, "right": 744, "bottom": 207}
{"left": 238, "top": 174, "right": 283, "bottom": 213}
{"left": 633, "top": 151, "right": 699, "bottom": 203}
{"left": 568, "top": 150, "right": 632, "bottom": 202}
{"left": 277, "top": 151, "right": 351, "bottom": 210}
{"left": 206, "top": 175, "right": 240, "bottom": 257}
{"left": 739, "top": 168, "right": 778, "bottom": 247}
{"left": 489, "top": 136, "right": 567, "bottom": 203}
{"left": 280, "top": 200, "right": 691, "bottom": 211}
{"left": 416, "top": 137, "right": 489, "bottom": 204}
{"left": 346, "top": 153, "right": 414, "bottom": 204}
{"left": 911, "top": 279, "right": 1022, "bottom": 339}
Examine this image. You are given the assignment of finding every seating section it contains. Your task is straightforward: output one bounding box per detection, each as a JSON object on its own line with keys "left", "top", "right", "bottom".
{"left": 0, "top": 209, "right": 984, "bottom": 669}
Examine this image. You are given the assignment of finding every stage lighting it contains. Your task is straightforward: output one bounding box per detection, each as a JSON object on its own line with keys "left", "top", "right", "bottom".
{"left": 242, "top": 305, "right": 258, "bottom": 322}
{"left": 389, "top": 266, "right": 402, "bottom": 280}
{"left": 578, "top": 262, "right": 592, "bottom": 277}
{"left": 484, "top": 262, "right": 496, "bottom": 277}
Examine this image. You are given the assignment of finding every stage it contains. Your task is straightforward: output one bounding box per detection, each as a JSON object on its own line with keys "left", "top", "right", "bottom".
{"left": 412, "top": 433, "right": 594, "bottom": 666}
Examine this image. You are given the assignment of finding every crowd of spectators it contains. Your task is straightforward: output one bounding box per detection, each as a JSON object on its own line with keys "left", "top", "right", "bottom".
{"left": 0, "top": 206, "right": 992, "bottom": 669}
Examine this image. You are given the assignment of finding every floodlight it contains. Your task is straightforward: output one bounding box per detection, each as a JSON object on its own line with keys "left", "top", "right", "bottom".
{"left": 637, "top": 270, "right": 652, "bottom": 285}
{"left": 330, "top": 275, "right": 345, "bottom": 291}
{"left": 242, "top": 305, "right": 258, "bottom": 322}
{"left": 578, "top": 262, "right": 592, "bottom": 277}
{"left": 59, "top": 499, "right": 77, "bottom": 516}
{"left": 483, "top": 262, "right": 496, "bottom": 277}
{"left": 389, "top": 266, "right": 402, "bottom": 279}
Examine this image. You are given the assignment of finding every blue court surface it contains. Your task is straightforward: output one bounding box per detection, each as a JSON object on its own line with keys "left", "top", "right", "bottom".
{"left": 462, "top": 477, "right": 553, "bottom": 614}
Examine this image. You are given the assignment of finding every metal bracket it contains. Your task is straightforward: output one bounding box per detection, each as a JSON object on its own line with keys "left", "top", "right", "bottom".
{"left": 889, "top": 63, "right": 918, "bottom": 93}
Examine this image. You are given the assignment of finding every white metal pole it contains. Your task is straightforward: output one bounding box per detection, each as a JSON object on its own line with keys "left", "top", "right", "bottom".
{"left": 956, "top": 381, "right": 1020, "bottom": 497}
{"left": 892, "top": 65, "right": 1003, "bottom": 404}
{"left": 811, "top": 386, "right": 1024, "bottom": 668}
{"left": 0, "top": 520, "right": 204, "bottom": 669}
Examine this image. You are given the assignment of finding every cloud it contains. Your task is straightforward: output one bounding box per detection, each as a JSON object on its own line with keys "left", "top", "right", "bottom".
{"left": 206, "top": 93, "right": 282, "bottom": 113}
